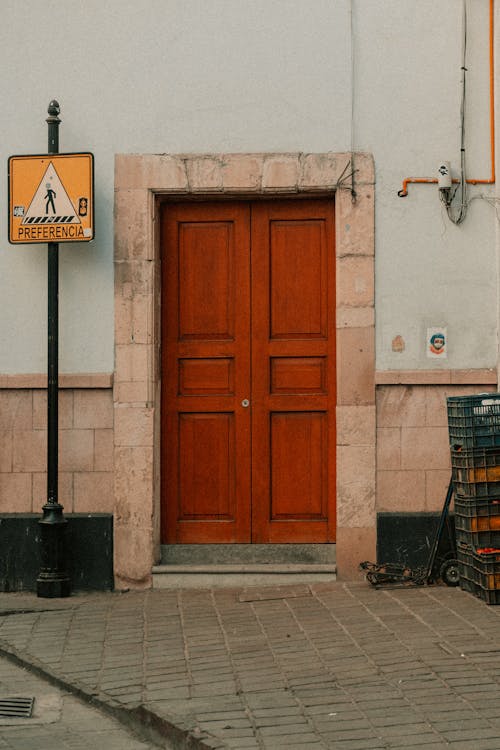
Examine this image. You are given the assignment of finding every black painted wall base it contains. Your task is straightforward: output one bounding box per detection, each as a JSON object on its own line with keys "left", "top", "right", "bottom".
{"left": 377, "top": 512, "right": 456, "bottom": 571}
{"left": 0, "top": 514, "right": 113, "bottom": 593}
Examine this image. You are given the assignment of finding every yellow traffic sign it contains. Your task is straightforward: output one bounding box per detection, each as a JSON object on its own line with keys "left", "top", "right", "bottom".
{"left": 8, "top": 153, "right": 94, "bottom": 244}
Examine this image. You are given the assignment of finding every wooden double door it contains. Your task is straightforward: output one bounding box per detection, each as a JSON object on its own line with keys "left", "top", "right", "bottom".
{"left": 161, "top": 199, "right": 336, "bottom": 544}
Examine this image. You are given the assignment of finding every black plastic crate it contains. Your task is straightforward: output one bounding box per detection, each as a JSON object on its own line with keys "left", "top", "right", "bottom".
{"left": 454, "top": 497, "right": 500, "bottom": 532}
{"left": 457, "top": 543, "right": 479, "bottom": 597}
{"left": 450, "top": 446, "right": 500, "bottom": 497}
{"left": 452, "top": 474, "right": 500, "bottom": 498}
{"left": 457, "top": 542, "right": 474, "bottom": 581}
{"left": 477, "top": 587, "right": 500, "bottom": 604}
{"left": 472, "top": 547, "right": 500, "bottom": 589}
{"left": 447, "top": 394, "right": 500, "bottom": 449}
{"left": 450, "top": 446, "right": 500, "bottom": 472}
{"left": 455, "top": 525, "right": 500, "bottom": 550}
{"left": 456, "top": 542, "right": 500, "bottom": 604}
{"left": 473, "top": 548, "right": 500, "bottom": 604}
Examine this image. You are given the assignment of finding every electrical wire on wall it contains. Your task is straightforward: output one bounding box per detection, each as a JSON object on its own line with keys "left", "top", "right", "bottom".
{"left": 440, "top": 0, "right": 468, "bottom": 224}
{"left": 398, "top": 0, "right": 495, "bottom": 219}
{"left": 349, "top": 0, "right": 357, "bottom": 203}
{"left": 332, "top": 0, "right": 359, "bottom": 202}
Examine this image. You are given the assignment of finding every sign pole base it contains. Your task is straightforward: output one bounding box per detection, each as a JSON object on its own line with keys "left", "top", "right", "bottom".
{"left": 36, "top": 501, "right": 70, "bottom": 598}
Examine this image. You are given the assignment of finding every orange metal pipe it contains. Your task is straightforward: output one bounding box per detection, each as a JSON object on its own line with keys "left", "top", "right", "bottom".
{"left": 399, "top": 0, "right": 495, "bottom": 197}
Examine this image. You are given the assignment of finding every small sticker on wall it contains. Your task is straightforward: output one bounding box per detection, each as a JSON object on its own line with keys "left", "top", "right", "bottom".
{"left": 427, "top": 327, "right": 447, "bottom": 358}
{"left": 392, "top": 335, "right": 405, "bottom": 353}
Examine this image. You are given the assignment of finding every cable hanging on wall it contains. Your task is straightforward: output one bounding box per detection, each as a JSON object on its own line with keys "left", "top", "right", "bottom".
{"left": 439, "top": 0, "right": 468, "bottom": 224}
{"left": 397, "top": 0, "right": 495, "bottom": 221}
{"left": 336, "top": 158, "right": 358, "bottom": 201}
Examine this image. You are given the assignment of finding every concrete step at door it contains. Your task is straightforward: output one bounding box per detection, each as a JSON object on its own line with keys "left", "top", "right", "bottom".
{"left": 152, "top": 544, "right": 336, "bottom": 588}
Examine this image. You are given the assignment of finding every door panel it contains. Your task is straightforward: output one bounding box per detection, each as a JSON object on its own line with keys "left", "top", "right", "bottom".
{"left": 251, "top": 201, "right": 336, "bottom": 543}
{"left": 162, "top": 203, "right": 251, "bottom": 543}
{"left": 269, "top": 219, "right": 327, "bottom": 338}
{"left": 178, "top": 412, "right": 235, "bottom": 518}
{"left": 179, "top": 221, "right": 235, "bottom": 340}
{"left": 179, "top": 358, "right": 234, "bottom": 395}
{"left": 270, "top": 411, "right": 327, "bottom": 518}
{"left": 270, "top": 357, "right": 327, "bottom": 395}
{"left": 161, "top": 199, "right": 335, "bottom": 544}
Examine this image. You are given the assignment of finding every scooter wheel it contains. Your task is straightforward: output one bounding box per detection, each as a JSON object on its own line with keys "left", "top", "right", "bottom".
{"left": 440, "top": 558, "right": 460, "bottom": 587}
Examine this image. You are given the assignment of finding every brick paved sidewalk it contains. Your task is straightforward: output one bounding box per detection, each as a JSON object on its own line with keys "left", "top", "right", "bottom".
{"left": 1, "top": 583, "right": 500, "bottom": 749}
{"left": 0, "top": 655, "right": 159, "bottom": 750}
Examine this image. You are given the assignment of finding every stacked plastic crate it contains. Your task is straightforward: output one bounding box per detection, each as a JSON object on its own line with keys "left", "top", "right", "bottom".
{"left": 447, "top": 394, "right": 500, "bottom": 604}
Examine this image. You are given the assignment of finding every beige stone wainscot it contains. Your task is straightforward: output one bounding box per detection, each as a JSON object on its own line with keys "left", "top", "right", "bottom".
{"left": 0, "top": 374, "right": 114, "bottom": 515}
{"left": 375, "top": 369, "right": 497, "bottom": 515}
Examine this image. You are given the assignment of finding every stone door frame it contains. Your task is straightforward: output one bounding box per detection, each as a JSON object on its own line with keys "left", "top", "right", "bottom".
{"left": 113, "top": 152, "right": 375, "bottom": 588}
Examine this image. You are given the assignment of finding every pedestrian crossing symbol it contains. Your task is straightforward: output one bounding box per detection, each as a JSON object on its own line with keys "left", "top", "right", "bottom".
{"left": 8, "top": 153, "right": 94, "bottom": 244}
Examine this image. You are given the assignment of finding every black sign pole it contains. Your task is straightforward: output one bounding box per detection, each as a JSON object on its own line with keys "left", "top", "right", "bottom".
{"left": 36, "top": 100, "right": 70, "bottom": 598}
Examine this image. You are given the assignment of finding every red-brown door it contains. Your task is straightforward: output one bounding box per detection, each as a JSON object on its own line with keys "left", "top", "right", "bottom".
{"left": 161, "top": 199, "right": 336, "bottom": 544}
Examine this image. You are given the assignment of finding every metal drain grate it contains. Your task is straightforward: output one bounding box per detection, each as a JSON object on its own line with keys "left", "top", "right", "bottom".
{"left": 0, "top": 697, "right": 35, "bottom": 718}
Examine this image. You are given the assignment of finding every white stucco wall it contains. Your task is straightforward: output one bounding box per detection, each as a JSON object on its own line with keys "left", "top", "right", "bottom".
{"left": 0, "top": 0, "right": 497, "bottom": 373}
{"left": 357, "top": 0, "right": 497, "bottom": 370}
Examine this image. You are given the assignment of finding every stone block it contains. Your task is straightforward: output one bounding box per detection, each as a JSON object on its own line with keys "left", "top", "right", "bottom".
{"left": 147, "top": 154, "right": 188, "bottom": 190}
{"left": 115, "top": 406, "right": 154, "bottom": 447}
{"left": 61, "top": 374, "right": 113, "bottom": 388}
{"left": 300, "top": 152, "right": 342, "bottom": 188}
{"left": 336, "top": 189, "right": 374, "bottom": 257}
{"left": 401, "top": 427, "right": 450, "bottom": 471}
{"left": 336, "top": 307, "right": 374, "bottom": 328}
{"left": 115, "top": 344, "right": 152, "bottom": 384}
{"left": 186, "top": 157, "right": 223, "bottom": 191}
{"left": 114, "top": 189, "right": 152, "bottom": 260}
{"left": 32, "top": 472, "right": 74, "bottom": 511}
{"left": 59, "top": 429, "right": 94, "bottom": 472}
{"left": 337, "top": 406, "right": 375, "bottom": 446}
{"left": 337, "top": 256, "right": 374, "bottom": 308}
{"left": 0, "top": 473, "right": 32, "bottom": 512}
{"left": 262, "top": 156, "right": 300, "bottom": 191}
{"left": 423, "top": 387, "right": 451, "bottom": 427}
{"left": 376, "top": 385, "right": 427, "bottom": 428}
{"left": 132, "top": 294, "right": 153, "bottom": 345}
{"left": 13, "top": 430, "right": 46, "bottom": 472}
{"left": 115, "top": 293, "right": 133, "bottom": 345}
{"left": 0, "top": 391, "right": 32, "bottom": 431}
{"left": 222, "top": 155, "right": 262, "bottom": 191}
{"left": 74, "top": 472, "right": 114, "bottom": 513}
{"left": 114, "top": 155, "right": 142, "bottom": 189}
{"left": 337, "top": 327, "right": 375, "bottom": 405}
{"left": 424, "top": 384, "right": 492, "bottom": 427}
{"left": 375, "top": 370, "right": 451, "bottom": 385}
{"left": 377, "top": 470, "right": 426, "bottom": 511}
{"left": 33, "top": 389, "right": 73, "bottom": 429}
{"left": 73, "top": 390, "right": 113, "bottom": 429}
{"left": 115, "top": 154, "right": 187, "bottom": 191}
{"left": 114, "top": 446, "right": 154, "bottom": 526}
{"left": 114, "top": 522, "right": 154, "bottom": 587}
{"left": 115, "top": 259, "right": 154, "bottom": 296}
{"left": 352, "top": 152, "right": 375, "bottom": 184}
{"left": 114, "top": 381, "right": 151, "bottom": 404}
{"left": 337, "top": 446, "right": 376, "bottom": 527}
{"left": 335, "top": 526, "right": 376, "bottom": 580}
{"left": 94, "top": 429, "right": 114, "bottom": 471}
{"left": 376, "top": 427, "right": 401, "bottom": 470}
{"left": 452, "top": 369, "right": 497, "bottom": 384}
{"left": 425, "top": 470, "right": 452, "bottom": 511}
{"left": 0, "top": 431, "right": 12, "bottom": 472}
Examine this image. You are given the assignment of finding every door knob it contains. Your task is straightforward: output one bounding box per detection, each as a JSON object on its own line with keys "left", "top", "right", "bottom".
{"left": 241, "top": 399, "right": 250, "bottom": 407}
